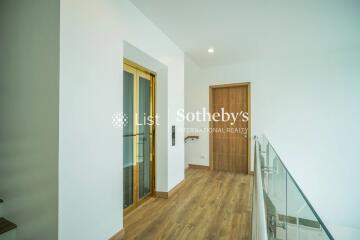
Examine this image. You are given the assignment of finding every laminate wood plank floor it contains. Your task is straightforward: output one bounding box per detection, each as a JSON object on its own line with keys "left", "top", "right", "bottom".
{"left": 124, "top": 168, "right": 253, "bottom": 240}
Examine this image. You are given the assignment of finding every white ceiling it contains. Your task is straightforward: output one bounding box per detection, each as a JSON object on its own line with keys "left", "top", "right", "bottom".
{"left": 130, "top": 0, "right": 360, "bottom": 68}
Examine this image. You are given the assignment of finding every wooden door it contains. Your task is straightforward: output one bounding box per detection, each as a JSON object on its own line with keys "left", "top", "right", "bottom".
{"left": 210, "top": 84, "right": 250, "bottom": 174}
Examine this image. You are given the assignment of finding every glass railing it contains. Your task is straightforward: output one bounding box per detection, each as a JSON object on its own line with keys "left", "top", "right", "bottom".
{"left": 252, "top": 136, "right": 334, "bottom": 240}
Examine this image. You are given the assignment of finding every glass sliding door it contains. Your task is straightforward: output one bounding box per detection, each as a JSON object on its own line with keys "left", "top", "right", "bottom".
{"left": 123, "top": 67, "right": 135, "bottom": 209}
{"left": 123, "top": 61, "right": 155, "bottom": 214}
{"left": 138, "top": 76, "right": 151, "bottom": 199}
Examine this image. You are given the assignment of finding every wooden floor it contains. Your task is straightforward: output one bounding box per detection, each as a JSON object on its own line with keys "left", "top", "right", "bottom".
{"left": 124, "top": 168, "right": 253, "bottom": 240}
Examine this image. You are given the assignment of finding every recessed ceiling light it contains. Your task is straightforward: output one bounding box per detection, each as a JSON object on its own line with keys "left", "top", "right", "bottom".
{"left": 208, "top": 48, "right": 214, "bottom": 53}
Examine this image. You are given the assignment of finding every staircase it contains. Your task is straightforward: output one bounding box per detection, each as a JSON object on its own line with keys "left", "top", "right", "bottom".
{"left": 0, "top": 199, "right": 17, "bottom": 240}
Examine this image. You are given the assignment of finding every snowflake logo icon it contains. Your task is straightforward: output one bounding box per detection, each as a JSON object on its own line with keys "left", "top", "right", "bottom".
{"left": 112, "top": 112, "right": 128, "bottom": 128}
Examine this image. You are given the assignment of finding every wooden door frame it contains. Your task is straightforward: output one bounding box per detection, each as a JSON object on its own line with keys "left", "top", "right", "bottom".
{"left": 123, "top": 59, "right": 157, "bottom": 216}
{"left": 209, "top": 82, "right": 251, "bottom": 174}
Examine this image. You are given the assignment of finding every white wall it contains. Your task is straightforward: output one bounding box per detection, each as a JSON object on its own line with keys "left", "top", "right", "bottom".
{"left": 328, "top": 223, "right": 360, "bottom": 240}
{"left": 184, "top": 49, "right": 360, "bottom": 237}
{"left": 0, "top": 1, "right": 59, "bottom": 239}
{"left": 59, "top": 0, "right": 184, "bottom": 239}
{"left": 184, "top": 57, "right": 209, "bottom": 166}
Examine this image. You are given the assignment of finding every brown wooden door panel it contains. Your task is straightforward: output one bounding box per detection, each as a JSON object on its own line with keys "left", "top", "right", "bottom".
{"left": 210, "top": 84, "right": 249, "bottom": 174}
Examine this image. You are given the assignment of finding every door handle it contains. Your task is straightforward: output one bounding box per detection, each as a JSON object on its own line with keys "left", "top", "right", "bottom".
{"left": 123, "top": 133, "right": 145, "bottom": 137}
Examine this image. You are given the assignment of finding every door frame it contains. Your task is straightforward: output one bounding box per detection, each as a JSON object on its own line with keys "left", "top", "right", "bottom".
{"left": 123, "top": 59, "right": 157, "bottom": 215}
{"left": 209, "top": 82, "right": 251, "bottom": 174}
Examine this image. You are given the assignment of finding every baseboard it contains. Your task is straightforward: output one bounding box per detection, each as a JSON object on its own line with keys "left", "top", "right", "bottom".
{"left": 155, "top": 191, "right": 169, "bottom": 199}
{"left": 155, "top": 180, "right": 185, "bottom": 199}
{"left": 188, "top": 164, "right": 210, "bottom": 170}
{"left": 110, "top": 228, "right": 125, "bottom": 240}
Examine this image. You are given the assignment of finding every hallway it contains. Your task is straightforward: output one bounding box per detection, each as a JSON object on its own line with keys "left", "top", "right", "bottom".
{"left": 124, "top": 168, "right": 253, "bottom": 240}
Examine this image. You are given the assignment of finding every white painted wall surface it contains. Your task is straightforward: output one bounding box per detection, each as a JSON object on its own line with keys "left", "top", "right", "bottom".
{"left": 184, "top": 50, "right": 360, "bottom": 236}
{"left": 59, "top": 0, "right": 184, "bottom": 239}
{"left": 328, "top": 223, "right": 360, "bottom": 240}
{"left": 0, "top": 1, "right": 59, "bottom": 239}
{"left": 0, "top": 230, "right": 16, "bottom": 240}
{"left": 184, "top": 57, "right": 209, "bottom": 166}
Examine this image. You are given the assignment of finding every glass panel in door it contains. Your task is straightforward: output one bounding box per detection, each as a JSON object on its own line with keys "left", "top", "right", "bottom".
{"left": 138, "top": 76, "right": 151, "bottom": 199}
{"left": 123, "top": 70, "right": 134, "bottom": 208}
